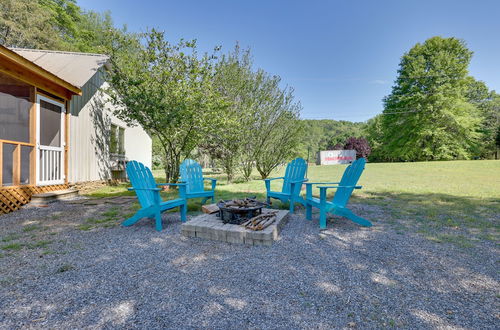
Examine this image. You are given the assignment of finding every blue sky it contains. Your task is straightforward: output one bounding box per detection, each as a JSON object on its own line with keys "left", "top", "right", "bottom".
{"left": 80, "top": 0, "right": 500, "bottom": 122}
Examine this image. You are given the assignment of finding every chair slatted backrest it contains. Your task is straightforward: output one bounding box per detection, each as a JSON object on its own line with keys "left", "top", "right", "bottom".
{"left": 126, "top": 160, "right": 157, "bottom": 208}
{"left": 180, "top": 159, "right": 204, "bottom": 194}
{"left": 282, "top": 158, "right": 308, "bottom": 196}
{"left": 332, "top": 158, "right": 366, "bottom": 207}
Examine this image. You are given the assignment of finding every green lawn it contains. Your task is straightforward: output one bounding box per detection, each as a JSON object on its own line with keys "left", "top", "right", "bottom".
{"left": 86, "top": 160, "right": 500, "bottom": 247}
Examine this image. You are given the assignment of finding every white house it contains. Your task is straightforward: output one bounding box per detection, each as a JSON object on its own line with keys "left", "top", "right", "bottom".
{"left": 0, "top": 45, "right": 152, "bottom": 213}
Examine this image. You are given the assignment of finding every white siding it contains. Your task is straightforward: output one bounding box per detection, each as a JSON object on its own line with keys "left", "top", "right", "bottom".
{"left": 68, "top": 76, "right": 151, "bottom": 183}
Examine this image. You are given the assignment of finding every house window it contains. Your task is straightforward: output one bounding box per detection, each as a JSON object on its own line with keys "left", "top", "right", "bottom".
{"left": 110, "top": 124, "right": 125, "bottom": 155}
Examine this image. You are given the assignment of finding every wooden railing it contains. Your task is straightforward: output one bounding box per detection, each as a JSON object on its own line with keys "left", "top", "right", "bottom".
{"left": 0, "top": 139, "right": 35, "bottom": 187}
{"left": 38, "top": 146, "right": 63, "bottom": 185}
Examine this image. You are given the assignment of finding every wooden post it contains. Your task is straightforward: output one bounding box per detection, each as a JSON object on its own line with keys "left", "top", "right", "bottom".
{"left": 13, "top": 144, "right": 20, "bottom": 186}
{"left": 64, "top": 100, "right": 70, "bottom": 185}
{"left": 0, "top": 141, "right": 3, "bottom": 187}
{"left": 30, "top": 87, "right": 37, "bottom": 185}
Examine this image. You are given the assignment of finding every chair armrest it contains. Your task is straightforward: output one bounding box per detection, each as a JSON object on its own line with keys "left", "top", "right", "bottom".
{"left": 318, "top": 185, "right": 362, "bottom": 190}
{"left": 157, "top": 182, "right": 187, "bottom": 186}
{"left": 128, "top": 187, "right": 162, "bottom": 191}
{"left": 263, "top": 177, "right": 285, "bottom": 182}
{"left": 157, "top": 182, "right": 187, "bottom": 199}
{"left": 290, "top": 178, "right": 309, "bottom": 184}
{"left": 305, "top": 182, "right": 340, "bottom": 186}
{"left": 204, "top": 178, "right": 217, "bottom": 190}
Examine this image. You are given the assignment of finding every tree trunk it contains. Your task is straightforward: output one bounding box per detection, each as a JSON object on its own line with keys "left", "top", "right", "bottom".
{"left": 223, "top": 163, "right": 234, "bottom": 182}
{"left": 240, "top": 159, "right": 253, "bottom": 181}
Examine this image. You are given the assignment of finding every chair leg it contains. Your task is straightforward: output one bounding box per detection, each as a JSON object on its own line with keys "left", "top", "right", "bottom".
{"left": 306, "top": 203, "right": 312, "bottom": 220}
{"left": 180, "top": 203, "right": 187, "bottom": 222}
{"left": 319, "top": 209, "right": 327, "bottom": 229}
{"left": 266, "top": 195, "right": 271, "bottom": 205}
{"left": 211, "top": 195, "right": 215, "bottom": 203}
{"left": 201, "top": 197, "right": 209, "bottom": 205}
{"left": 335, "top": 208, "right": 372, "bottom": 227}
{"left": 122, "top": 209, "right": 148, "bottom": 227}
{"left": 289, "top": 198, "right": 295, "bottom": 213}
{"left": 319, "top": 188, "right": 328, "bottom": 229}
{"left": 154, "top": 208, "right": 162, "bottom": 232}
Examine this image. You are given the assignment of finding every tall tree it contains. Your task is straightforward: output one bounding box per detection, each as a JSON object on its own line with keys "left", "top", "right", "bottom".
{"left": 203, "top": 45, "right": 254, "bottom": 182}
{"left": 1, "top": 0, "right": 128, "bottom": 54}
{"left": 0, "top": 0, "right": 65, "bottom": 49}
{"left": 253, "top": 72, "right": 302, "bottom": 179}
{"left": 106, "top": 30, "right": 225, "bottom": 182}
{"left": 380, "top": 37, "right": 481, "bottom": 161}
{"left": 465, "top": 77, "right": 500, "bottom": 159}
{"left": 364, "top": 115, "right": 386, "bottom": 161}
{"left": 207, "top": 45, "right": 302, "bottom": 181}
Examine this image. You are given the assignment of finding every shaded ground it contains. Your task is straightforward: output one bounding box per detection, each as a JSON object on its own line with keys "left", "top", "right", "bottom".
{"left": 0, "top": 199, "right": 498, "bottom": 329}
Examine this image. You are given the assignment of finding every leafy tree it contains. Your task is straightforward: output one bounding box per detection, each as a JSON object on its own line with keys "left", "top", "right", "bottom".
{"left": 236, "top": 69, "right": 300, "bottom": 180}
{"left": 203, "top": 45, "right": 254, "bottom": 182}
{"left": 465, "top": 77, "right": 500, "bottom": 159}
{"left": 0, "top": 0, "right": 65, "bottom": 49}
{"left": 364, "top": 115, "right": 386, "bottom": 161}
{"left": 106, "top": 30, "right": 225, "bottom": 182}
{"left": 343, "top": 137, "right": 371, "bottom": 159}
{"left": 1, "top": 0, "right": 128, "bottom": 54}
{"left": 496, "top": 122, "right": 500, "bottom": 159}
{"left": 253, "top": 76, "right": 302, "bottom": 179}
{"left": 39, "top": 0, "right": 80, "bottom": 43}
{"left": 207, "top": 45, "right": 302, "bottom": 181}
{"left": 380, "top": 36, "right": 481, "bottom": 161}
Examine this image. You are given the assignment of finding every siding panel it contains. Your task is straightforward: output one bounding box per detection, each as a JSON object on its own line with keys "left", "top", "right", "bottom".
{"left": 68, "top": 70, "right": 151, "bottom": 183}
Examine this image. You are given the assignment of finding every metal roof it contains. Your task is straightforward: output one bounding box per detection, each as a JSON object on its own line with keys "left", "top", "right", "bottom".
{"left": 9, "top": 48, "right": 109, "bottom": 89}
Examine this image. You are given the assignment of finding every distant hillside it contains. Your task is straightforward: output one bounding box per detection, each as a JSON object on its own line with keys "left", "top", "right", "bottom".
{"left": 297, "top": 119, "right": 367, "bottom": 160}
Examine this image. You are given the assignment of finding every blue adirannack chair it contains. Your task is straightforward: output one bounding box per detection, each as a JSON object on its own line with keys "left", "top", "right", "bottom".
{"left": 123, "top": 161, "right": 187, "bottom": 231}
{"left": 305, "top": 158, "right": 372, "bottom": 229}
{"left": 179, "top": 159, "right": 217, "bottom": 205}
{"left": 264, "top": 158, "right": 308, "bottom": 213}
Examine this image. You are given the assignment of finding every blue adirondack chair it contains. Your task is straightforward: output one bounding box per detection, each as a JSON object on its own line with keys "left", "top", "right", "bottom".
{"left": 179, "top": 159, "right": 217, "bottom": 205}
{"left": 305, "top": 158, "right": 372, "bottom": 229}
{"left": 264, "top": 158, "right": 308, "bottom": 213}
{"left": 123, "top": 161, "right": 187, "bottom": 231}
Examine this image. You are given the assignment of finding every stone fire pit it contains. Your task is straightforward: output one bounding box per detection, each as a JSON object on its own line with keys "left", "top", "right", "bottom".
{"left": 181, "top": 208, "right": 290, "bottom": 246}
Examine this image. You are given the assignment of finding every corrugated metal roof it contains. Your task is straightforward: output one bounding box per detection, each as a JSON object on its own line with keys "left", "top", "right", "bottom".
{"left": 9, "top": 48, "right": 109, "bottom": 89}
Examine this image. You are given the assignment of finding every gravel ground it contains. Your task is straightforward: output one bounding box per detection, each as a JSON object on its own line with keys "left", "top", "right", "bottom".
{"left": 0, "top": 201, "right": 499, "bottom": 329}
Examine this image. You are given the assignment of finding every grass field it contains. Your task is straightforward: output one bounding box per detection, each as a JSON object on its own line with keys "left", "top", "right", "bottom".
{"left": 87, "top": 160, "right": 500, "bottom": 248}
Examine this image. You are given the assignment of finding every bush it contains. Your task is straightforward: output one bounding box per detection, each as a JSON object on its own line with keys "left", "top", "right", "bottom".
{"left": 344, "top": 137, "right": 371, "bottom": 159}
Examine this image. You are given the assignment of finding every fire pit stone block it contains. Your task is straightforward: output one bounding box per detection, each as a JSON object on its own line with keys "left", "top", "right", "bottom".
{"left": 226, "top": 226, "right": 246, "bottom": 244}
{"left": 210, "top": 223, "right": 228, "bottom": 241}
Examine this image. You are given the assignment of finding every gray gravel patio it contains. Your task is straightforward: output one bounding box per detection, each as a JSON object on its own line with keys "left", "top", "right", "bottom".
{"left": 0, "top": 201, "right": 498, "bottom": 329}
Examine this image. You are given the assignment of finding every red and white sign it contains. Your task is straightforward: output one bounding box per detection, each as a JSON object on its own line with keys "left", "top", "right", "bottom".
{"left": 317, "top": 150, "right": 356, "bottom": 165}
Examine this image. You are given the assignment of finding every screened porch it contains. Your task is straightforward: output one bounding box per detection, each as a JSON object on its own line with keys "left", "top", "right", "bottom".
{"left": 0, "top": 71, "right": 68, "bottom": 188}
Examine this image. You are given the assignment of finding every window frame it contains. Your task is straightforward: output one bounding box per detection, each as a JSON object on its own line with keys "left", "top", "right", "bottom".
{"left": 110, "top": 123, "right": 125, "bottom": 156}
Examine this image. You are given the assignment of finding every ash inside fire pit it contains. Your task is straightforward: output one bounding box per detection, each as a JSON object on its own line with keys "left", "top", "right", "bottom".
{"left": 217, "top": 197, "right": 267, "bottom": 225}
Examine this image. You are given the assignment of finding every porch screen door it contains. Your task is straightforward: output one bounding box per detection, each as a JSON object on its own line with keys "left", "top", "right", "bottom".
{"left": 36, "top": 95, "right": 65, "bottom": 185}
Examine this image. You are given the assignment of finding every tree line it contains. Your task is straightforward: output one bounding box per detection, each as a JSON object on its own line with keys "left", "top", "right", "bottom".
{"left": 2, "top": 2, "right": 498, "bottom": 174}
